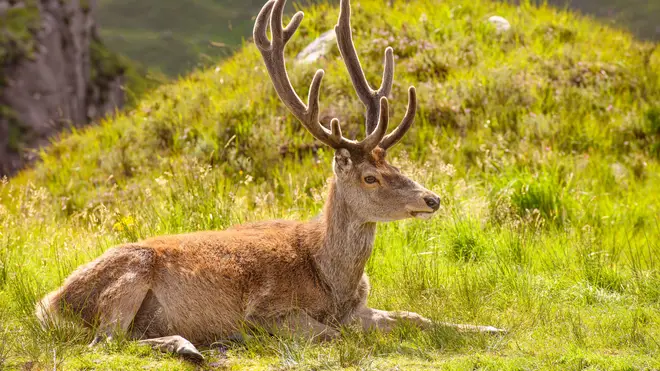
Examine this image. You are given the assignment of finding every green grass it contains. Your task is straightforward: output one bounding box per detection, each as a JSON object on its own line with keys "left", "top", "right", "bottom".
{"left": 1, "top": 0, "right": 660, "bottom": 369}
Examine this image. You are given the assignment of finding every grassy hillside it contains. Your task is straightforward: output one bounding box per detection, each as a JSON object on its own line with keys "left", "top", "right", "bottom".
{"left": 97, "top": 0, "right": 660, "bottom": 77}
{"left": 2, "top": 0, "right": 660, "bottom": 369}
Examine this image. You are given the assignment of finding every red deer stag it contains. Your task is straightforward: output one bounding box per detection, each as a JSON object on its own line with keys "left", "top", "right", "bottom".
{"left": 36, "top": 0, "right": 503, "bottom": 362}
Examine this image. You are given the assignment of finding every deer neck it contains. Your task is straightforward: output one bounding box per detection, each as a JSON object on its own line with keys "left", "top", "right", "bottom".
{"left": 313, "top": 179, "right": 376, "bottom": 303}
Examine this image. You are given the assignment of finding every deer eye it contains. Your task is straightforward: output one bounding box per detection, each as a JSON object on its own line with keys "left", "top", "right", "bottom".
{"left": 364, "top": 176, "right": 378, "bottom": 184}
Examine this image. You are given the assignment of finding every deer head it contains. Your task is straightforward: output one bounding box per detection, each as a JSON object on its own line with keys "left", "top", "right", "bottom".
{"left": 254, "top": 0, "right": 440, "bottom": 222}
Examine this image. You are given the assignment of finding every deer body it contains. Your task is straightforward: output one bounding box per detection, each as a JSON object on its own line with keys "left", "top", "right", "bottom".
{"left": 37, "top": 0, "right": 502, "bottom": 362}
{"left": 38, "top": 166, "right": 436, "bottom": 358}
{"left": 44, "top": 219, "right": 361, "bottom": 345}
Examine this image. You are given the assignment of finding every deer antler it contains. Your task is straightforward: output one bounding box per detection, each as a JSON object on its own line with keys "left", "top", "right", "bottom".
{"left": 379, "top": 86, "right": 416, "bottom": 149}
{"left": 334, "top": 0, "right": 416, "bottom": 149}
{"left": 254, "top": 0, "right": 413, "bottom": 153}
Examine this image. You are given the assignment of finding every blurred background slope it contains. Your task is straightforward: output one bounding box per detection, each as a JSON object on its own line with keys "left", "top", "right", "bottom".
{"left": 97, "top": 0, "right": 302, "bottom": 76}
{"left": 546, "top": 0, "right": 659, "bottom": 41}
{"left": 97, "top": 0, "right": 659, "bottom": 77}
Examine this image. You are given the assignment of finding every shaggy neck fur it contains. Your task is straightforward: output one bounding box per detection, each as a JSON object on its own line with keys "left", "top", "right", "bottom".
{"left": 313, "top": 179, "right": 376, "bottom": 306}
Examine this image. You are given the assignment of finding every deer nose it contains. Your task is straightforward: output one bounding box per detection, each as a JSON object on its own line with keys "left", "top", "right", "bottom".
{"left": 424, "top": 195, "right": 440, "bottom": 211}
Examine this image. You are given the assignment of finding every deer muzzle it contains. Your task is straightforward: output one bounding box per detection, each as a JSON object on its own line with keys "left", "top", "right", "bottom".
{"left": 406, "top": 191, "right": 441, "bottom": 220}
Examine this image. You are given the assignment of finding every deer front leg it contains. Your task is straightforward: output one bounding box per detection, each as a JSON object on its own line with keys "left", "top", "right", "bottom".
{"left": 353, "top": 307, "right": 505, "bottom": 334}
{"left": 436, "top": 322, "right": 506, "bottom": 334}
{"left": 354, "top": 306, "right": 432, "bottom": 333}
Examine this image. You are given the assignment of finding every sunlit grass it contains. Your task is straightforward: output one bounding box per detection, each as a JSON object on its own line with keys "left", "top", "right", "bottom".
{"left": 1, "top": 0, "right": 659, "bottom": 369}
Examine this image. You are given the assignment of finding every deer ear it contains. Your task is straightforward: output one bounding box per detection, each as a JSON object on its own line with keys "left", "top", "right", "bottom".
{"left": 333, "top": 148, "right": 353, "bottom": 175}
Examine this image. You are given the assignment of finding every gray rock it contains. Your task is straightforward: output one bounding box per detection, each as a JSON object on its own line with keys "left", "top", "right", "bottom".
{"left": 295, "top": 29, "right": 336, "bottom": 65}
{"left": 488, "top": 15, "right": 511, "bottom": 33}
{"left": 0, "top": 0, "right": 125, "bottom": 176}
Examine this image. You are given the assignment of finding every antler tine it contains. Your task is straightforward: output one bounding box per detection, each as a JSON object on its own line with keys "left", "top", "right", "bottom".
{"left": 254, "top": 0, "right": 275, "bottom": 51}
{"left": 254, "top": 0, "right": 337, "bottom": 148}
{"left": 335, "top": 0, "right": 394, "bottom": 135}
{"left": 379, "top": 87, "right": 417, "bottom": 150}
{"left": 360, "top": 97, "right": 390, "bottom": 152}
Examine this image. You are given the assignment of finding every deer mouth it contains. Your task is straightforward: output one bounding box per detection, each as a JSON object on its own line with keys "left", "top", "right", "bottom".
{"left": 410, "top": 211, "right": 435, "bottom": 220}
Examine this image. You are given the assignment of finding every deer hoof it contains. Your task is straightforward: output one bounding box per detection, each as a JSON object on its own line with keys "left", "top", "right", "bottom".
{"left": 483, "top": 325, "right": 507, "bottom": 334}
{"left": 177, "top": 344, "right": 205, "bottom": 363}
{"left": 173, "top": 337, "right": 204, "bottom": 363}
